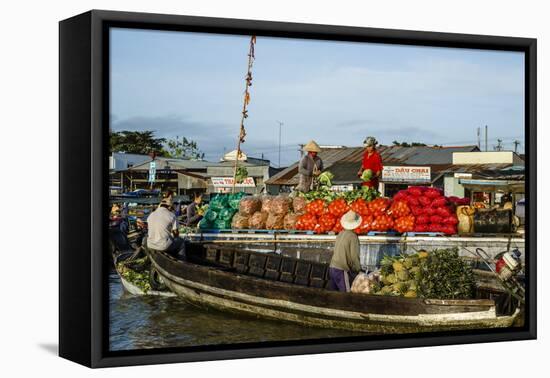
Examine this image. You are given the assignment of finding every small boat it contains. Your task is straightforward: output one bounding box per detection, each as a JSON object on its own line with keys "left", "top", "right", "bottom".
{"left": 147, "top": 243, "right": 521, "bottom": 334}
{"left": 114, "top": 251, "right": 176, "bottom": 297}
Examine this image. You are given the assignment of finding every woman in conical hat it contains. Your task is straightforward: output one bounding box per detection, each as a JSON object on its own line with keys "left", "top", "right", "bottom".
{"left": 295, "top": 140, "right": 323, "bottom": 193}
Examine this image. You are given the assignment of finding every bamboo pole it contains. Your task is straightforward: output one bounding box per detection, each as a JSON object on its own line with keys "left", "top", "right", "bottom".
{"left": 232, "top": 36, "right": 257, "bottom": 193}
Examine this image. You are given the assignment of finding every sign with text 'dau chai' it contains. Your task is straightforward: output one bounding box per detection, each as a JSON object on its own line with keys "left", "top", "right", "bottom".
{"left": 382, "top": 166, "right": 431, "bottom": 183}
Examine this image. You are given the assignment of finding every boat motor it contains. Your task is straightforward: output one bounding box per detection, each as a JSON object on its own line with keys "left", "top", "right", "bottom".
{"left": 495, "top": 249, "right": 522, "bottom": 281}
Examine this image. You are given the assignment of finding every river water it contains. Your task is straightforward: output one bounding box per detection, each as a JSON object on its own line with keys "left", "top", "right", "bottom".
{"left": 109, "top": 272, "right": 364, "bottom": 351}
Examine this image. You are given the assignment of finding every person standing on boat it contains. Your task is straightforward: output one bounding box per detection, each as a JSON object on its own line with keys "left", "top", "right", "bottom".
{"left": 329, "top": 210, "right": 363, "bottom": 292}
{"left": 357, "top": 136, "right": 383, "bottom": 190}
{"left": 146, "top": 196, "right": 186, "bottom": 259}
{"left": 295, "top": 140, "right": 323, "bottom": 193}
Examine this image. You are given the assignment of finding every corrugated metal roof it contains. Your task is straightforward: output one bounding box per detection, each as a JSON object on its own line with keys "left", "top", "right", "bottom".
{"left": 266, "top": 145, "right": 480, "bottom": 185}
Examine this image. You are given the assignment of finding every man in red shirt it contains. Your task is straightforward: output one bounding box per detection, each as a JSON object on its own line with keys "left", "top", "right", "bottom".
{"left": 357, "top": 136, "right": 383, "bottom": 189}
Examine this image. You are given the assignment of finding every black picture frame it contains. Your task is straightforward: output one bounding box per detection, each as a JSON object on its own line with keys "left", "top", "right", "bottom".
{"left": 59, "top": 9, "right": 537, "bottom": 368}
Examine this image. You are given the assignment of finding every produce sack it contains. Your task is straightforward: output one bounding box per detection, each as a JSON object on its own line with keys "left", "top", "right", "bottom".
{"left": 271, "top": 195, "right": 292, "bottom": 215}
{"left": 328, "top": 198, "right": 349, "bottom": 217}
{"left": 295, "top": 213, "right": 317, "bottom": 230}
{"left": 249, "top": 211, "right": 269, "bottom": 229}
{"left": 266, "top": 213, "right": 285, "bottom": 230}
{"left": 351, "top": 272, "right": 379, "bottom": 294}
{"left": 209, "top": 194, "right": 229, "bottom": 210}
{"left": 456, "top": 205, "right": 475, "bottom": 234}
{"left": 260, "top": 195, "right": 274, "bottom": 213}
{"left": 292, "top": 196, "right": 307, "bottom": 214}
{"left": 204, "top": 209, "right": 218, "bottom": 222}
{"left": 198, "top": 218, "right": 213, "bottom": 230}
{"left": 239, "top": 196, "right": 262, "bottom": 215}
{"left": 218, "top": 208, "right": 237, "bottom": 221}
{"left": 283, "top": 213, "right": 299, "bottom": 230}
{"left": 228, "top": 192, "right": 246, "bottom": 210}
{"left": 231, "top": 213, "right": 249, "bottom": 229}
{"left": 213, "top": 218, "right": 232, "bottom": 229}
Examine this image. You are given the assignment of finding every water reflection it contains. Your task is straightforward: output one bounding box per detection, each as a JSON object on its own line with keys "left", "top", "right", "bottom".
{"left": 109, "top": 272, "right": 363, "bottom": 351}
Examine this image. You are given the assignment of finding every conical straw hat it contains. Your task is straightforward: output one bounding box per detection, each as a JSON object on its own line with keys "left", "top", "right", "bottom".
{"left": 340, "top": 210, "right": 362, "bottom": 230}
{"left": 304, "top": 140, "right": 321, "bottom": 152}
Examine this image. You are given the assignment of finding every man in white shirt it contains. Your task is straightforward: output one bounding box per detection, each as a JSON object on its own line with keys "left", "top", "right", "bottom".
{"left": 146, "top": 196, "right": 185, "bottom": 258}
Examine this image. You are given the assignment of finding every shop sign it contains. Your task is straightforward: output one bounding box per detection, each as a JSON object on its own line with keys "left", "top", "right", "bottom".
{"left": 382, "top": 166, "right": 431, "bottom": 182}
{"left": 148, "top": 161, "right": 156, "bottom": 183}
{"left": 211, "top": 177, "right": 256, "bottom": 187}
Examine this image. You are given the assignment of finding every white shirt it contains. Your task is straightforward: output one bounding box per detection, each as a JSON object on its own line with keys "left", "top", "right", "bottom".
{"left": 146, "top": 207, "right": 178, "bottom": 251}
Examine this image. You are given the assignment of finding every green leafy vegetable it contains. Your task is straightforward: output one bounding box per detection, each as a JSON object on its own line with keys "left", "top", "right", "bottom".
{"left": 318, "top": 171, "right": 334, "bottom": 187}
{"left": 361, "top": 169, "right": 373, "bottom": 182}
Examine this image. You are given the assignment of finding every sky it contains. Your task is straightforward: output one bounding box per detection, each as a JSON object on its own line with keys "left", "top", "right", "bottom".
{"left": 110, "top": 28, "right": 525, "bottom": 167}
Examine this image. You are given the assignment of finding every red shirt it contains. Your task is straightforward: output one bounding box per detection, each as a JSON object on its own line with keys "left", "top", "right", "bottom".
{"left": 361, "top": 150, "right": 383, "bottom": 187}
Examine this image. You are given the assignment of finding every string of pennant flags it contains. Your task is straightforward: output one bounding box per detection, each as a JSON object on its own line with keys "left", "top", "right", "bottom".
{"left": 232, "top": 35, "right": 257, "bottom": 192}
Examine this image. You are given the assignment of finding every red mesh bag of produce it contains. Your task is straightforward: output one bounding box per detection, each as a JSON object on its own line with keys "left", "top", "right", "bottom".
{"left": 283, "top": 213, "right": 299, "bottom": 230}
{"left": 332, "top": 219, "right": 344, "bottom": 233}
{"left": 410, "top": 206, "right": 425, "bottom": 217}
{"left": 371, "top": 214, "right": 393, "bottom": 231}
{"left": 414, "top": 224, "right": 429, "bottom": 232}
{"left": 249, "top": 211, "right": 269, "bottom": 229}
{"left": 328, "top": 198, "right": 349, "bottom": 217}
{"left": 406, "top": 196, "right": 420, "bottom": 207}
{"left": 239, "top": 196, "right": 262, "bottom": 216}
{"left": 394, "top": 215, "right": 415, "bottom": 233}
{"left": 436, "top": 207, "right": 453, "bottom": 218}
{"left": 389, "top": 200, "right": 410, "bottom": 218}
{"left": 429, "top": 215, "right": 444, "bottom": 224}
{"left": 318, "top": 213, "right": 337, "bottom": 231}
{"left": 305, "top": 199, "right": 326, "bottom": 216}
{"left": 231, "top": 213, "right": 250, "bottom": 229}
{"left": 292, "top": 196, "right": 307, "bottom": 214}
{"left": 428, "top": 223, "right": 443, "bottom": 232}
{"left": 368, "top": 198, "right": 391, "bottom": 216}
{"left": 418, "top": 196, "right": 432, "bottom": 207}
{"left": 296, "top": 213, "right": 317, "bottom": 230}
{"left": 441, "top": 225, "right": 457, "bottom": 235}
{"left": 416, "top": 214, "right": 430, "bottom": 224}
{"left": 431, "top": 197, "right": 447, "bottom": 208}
{"left": 407, "top": 186, "right": 423, "bottom": 197}
{"left": 266, "top": 213, "right": 285, "bottom": 230}
{"left": 443, "top": 216, "right": 458, "bottom": 225}
{"left": 393, "top": 190, "right": 409, "bottom": 201}
{"left": 271, "top": 195, "right": 292, "bottom": 215}
{"left": 354, "top": 214, "right": 374, "bottom": 234}
{"left": 425, "top": 188, "right": 442, "bottom": 199}
{"left": 260, "top": 195, "right": 274, "bottom": 213}
{"left": 425, "top": 207, "right": 437, "bottom": 216}
{"left": 350, "top": 199, "right": 371, "bottom": 216}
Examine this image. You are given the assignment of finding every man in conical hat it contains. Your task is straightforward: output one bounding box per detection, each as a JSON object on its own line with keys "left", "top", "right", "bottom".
{"left": 295, "top": 140, "right": 324, "bottom": 193}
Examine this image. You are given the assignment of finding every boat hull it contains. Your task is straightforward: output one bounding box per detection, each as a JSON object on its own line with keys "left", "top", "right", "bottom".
{"left": 149, "top": 250, "right": 519, "bottom": 333}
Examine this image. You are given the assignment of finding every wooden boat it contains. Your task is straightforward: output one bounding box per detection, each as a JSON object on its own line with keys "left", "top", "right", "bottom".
{"left": 147, "top": 243, "right": 521, "bottom": 334}
{"left": 114, "top": 251, "right": 176, "bottom": 297}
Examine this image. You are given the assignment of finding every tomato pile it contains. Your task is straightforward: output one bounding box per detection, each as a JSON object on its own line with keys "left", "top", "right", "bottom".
{"left": 305, "top": 199, "right": 326, "bottom": 216}
{"left": 255, "top": 186, "right": 459, "bottom": 236}
{"left": 328, "top": 198, "right": 349, "bottom": 217}
{"left": 393, "top": 186, "right": 459, "bottom": 235}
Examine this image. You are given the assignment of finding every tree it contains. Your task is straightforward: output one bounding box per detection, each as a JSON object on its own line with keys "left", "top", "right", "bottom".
{"left": 163, "top": 136, "right": 205, "bottom": 160}
{"left": 110, "top": 131, "right": 166, "bottom": 155}
{"left": 392, "top": 141, "right": 427, "bottom": 147}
